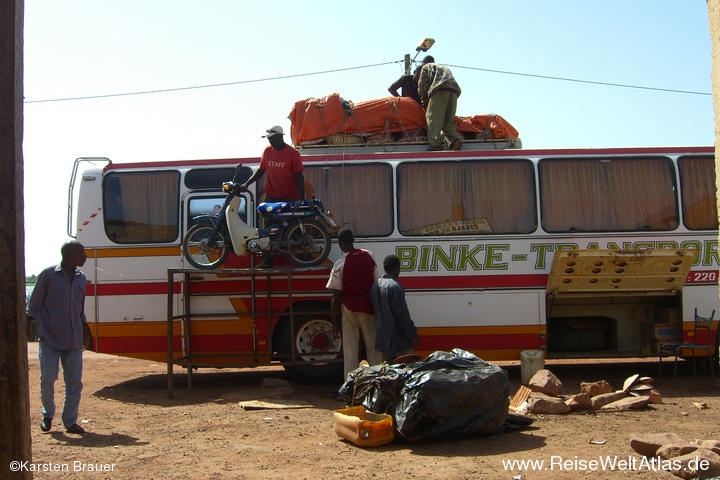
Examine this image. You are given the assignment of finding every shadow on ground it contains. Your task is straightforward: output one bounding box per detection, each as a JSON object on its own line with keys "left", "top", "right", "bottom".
{"left": 92, "top": 356, "right": 718, "bottom": 412}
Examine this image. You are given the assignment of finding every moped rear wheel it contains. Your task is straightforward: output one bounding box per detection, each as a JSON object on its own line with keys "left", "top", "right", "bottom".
{"left": 283, "top": 220, "right": 331, "bottom": 267}
{"left": 182, "top": 223, "right": 231, "bottom": 269}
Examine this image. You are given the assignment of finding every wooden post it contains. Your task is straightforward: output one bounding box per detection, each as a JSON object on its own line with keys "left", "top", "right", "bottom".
{"left": 710, "top": 1, "right": 720, "bottom": 313}
{"left": 0, "top": 0, "right": 32, "bottom": 478}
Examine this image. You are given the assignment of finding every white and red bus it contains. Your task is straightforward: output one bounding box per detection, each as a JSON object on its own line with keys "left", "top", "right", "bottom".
{"left": 68, "top": 144, "right": 719, "bottom": 382}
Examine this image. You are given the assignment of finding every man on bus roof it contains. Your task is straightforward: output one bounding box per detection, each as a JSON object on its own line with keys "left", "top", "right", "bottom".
{"left": 388, "top": 65, "right": 422, "bottom": 105}
{"left": 417, "top": 55, "right": 463, "bottom": 152}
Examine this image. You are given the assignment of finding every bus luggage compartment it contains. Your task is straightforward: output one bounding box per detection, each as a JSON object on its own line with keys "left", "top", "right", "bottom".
{"left": 545, "top": 249, "right": 695, "bottom": 357}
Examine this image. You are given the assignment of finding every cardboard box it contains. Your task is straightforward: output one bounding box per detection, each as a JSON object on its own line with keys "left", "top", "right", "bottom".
{"left": 641, "top": 322, "right": 682, "bottom": 344}
{"left": 655, "top": 308, "right": 680, "bottom": 323}
{"left": 641, "top": 320, "right": 683, "bottom": 354}
{"left": 652, "top": 323, "right": 682, "bottom": 342}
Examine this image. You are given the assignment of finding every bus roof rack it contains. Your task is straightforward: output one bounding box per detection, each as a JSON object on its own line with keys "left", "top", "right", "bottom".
{"left": 297, "top": 137, "right": 522, "bottom": 155}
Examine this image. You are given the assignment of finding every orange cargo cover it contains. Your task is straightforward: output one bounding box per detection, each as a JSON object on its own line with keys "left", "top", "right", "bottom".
{"left": 289, "top": 93, "right": 519, "bottom": 145}
{"left": 289, "top": 93, "right": 426, "bottom": 145}
{"left": 455, "top": 115, "right": 519, "bottom": 140}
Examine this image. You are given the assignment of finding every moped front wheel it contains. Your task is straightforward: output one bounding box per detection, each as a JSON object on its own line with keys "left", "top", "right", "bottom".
{"left": 283, "top": 220, "right": 332, "bottom": 267}
{"left": 182, "top": 223, "right": 231, "bottom": 269}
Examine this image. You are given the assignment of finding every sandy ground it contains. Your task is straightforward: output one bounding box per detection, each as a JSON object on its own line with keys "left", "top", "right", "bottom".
{"left": 20, "top": 343, "right": 720, "bottom": 480}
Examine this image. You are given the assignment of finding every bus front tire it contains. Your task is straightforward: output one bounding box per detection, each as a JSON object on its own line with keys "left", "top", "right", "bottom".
{"left": 273, "top": 302, "right": 343, "bottom": 383}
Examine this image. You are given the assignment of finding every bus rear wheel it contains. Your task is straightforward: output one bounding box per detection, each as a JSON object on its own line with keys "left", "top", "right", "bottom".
{"left": 273, "top": 301, "right": 343, "bottom": 383}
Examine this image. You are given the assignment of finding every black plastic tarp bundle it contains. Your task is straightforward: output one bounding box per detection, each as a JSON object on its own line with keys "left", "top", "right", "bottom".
{"left": 339, "top": 349, "right": 509, "bottom": 441}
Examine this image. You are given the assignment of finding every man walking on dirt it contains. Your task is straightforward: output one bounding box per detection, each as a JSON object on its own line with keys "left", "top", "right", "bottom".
{"left": 27, "top": 241, "right": 92, "bottom": 434}
{"left": 326, "top": 228, "right": 381, "bottom": 379}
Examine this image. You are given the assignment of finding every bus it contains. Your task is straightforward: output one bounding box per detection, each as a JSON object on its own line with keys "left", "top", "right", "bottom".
{"left": 68, "top": 144, "right": 720, "bottom": 383}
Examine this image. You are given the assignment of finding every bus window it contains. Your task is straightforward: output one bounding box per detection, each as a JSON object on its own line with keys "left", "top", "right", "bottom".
{"left": 103, "top": 171, "right": 180, "bottom": 243}
{"left": 185, "top": 167, "right": 251, "bottom": 189}
{"left": 187, "top": 196, "right": 247, "bottom": 227}
{"left": 539, "top": 156, "right": 678, "bottom": 233}
{"left": 303, "top": 163, "right": 393, "bottom": 236}
{"left": 397, "top": 159, "right": 536, "bottom": 235}
{"left": 678, "top": 156, "right": 718, "bottom": 230}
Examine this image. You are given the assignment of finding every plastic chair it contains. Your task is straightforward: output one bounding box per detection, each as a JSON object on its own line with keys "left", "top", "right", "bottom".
{"left": 658, "top": 308, "right": 716, "bottom": 383}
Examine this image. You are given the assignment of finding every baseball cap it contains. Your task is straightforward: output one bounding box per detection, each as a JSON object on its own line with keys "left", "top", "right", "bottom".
{"left": 262, "top": 125, "right": 284, "bottom": 138}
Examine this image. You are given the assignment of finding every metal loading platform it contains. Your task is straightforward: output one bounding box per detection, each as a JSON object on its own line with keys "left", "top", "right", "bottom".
{"left": 166, "top": 265, "right": 335, "bottom": 398}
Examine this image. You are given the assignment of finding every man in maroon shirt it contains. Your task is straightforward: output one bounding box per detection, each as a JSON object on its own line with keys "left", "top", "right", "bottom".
{"left": 242, "top": 125, "right": 305, "bottom": 267}
{"left": 326, "top": 228, "right": 381, "bottom": 379}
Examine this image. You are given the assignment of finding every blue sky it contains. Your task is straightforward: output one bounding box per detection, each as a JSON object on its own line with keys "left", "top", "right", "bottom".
{"left": 23, "top": 1, "right": 714, "bottom": 274}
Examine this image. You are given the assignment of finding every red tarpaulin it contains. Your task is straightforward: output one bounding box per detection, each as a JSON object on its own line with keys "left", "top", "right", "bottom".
{"left": 288, "top": 93, "right": 519, "bottom": 145}
{"left": 455, "top": 115, "right": 520, "bottom": 140}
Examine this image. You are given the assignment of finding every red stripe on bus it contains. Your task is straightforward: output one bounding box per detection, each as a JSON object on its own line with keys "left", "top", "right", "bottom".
{"left": 87, "top": 282, "right": 182, "bottom": 296}
{"left": 87, "top": 274, "right": 549, "bottom": 296}
{"left": 190, "top": 336, "right": 258, "bottom": 351}
{"left": 187, "top": 278, "right": 325, "bottom": 294}
{"left": 85, "top": 270, "right": 715, "bottom": 298}
{"left": 402, "top": 274, "right": 549, "bottom": 289}
{"left": 96, "top": 336, "right": 177, "bottom": 354}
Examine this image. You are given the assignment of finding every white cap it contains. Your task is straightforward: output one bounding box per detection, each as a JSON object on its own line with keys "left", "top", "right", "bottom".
{"left": 262, "top": 125, "right": 284, "bottom": 138}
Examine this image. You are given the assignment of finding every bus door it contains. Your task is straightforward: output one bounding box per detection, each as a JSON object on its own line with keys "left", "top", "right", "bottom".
{"left": 545, "top": 249, "right": 695, "bottom": 357}
{"left": 178, "top": 189, "right": 262, "bottom": 361}
{"left": 83, "top": 166, "right": 184, "bottom": 360}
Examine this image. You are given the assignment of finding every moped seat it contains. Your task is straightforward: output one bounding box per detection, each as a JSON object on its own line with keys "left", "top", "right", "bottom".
{"left": 257, "top": 201, "right": 291, "bottom": 214}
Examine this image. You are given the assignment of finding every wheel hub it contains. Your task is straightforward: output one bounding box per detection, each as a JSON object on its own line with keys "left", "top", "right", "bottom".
{"left": 295, "top": 319, "right": 341, "bottom": 362}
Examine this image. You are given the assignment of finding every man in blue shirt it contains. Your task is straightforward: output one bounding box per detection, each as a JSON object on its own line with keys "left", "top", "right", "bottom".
{"left": 27, "top": 241, "right": 91, "bottom": 434}
{"left": 371, "top": 254, "right": 420, "bottom": 363}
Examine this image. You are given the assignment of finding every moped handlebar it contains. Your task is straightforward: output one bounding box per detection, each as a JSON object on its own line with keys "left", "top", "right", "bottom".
{"left": 236, "top": 183, "right": 254, "bottom": 204}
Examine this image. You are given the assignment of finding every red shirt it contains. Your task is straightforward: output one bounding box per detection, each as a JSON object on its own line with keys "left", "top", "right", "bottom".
{"left": 326, "top": 248, "right": 379, "bottom": 315}
{"left": 259, "top": 144, "right": 304, "bottom": 200}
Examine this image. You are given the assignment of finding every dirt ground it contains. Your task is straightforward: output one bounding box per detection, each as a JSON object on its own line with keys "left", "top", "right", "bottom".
{"left": 22, "top": 343, "right": 720, "bottom": 480}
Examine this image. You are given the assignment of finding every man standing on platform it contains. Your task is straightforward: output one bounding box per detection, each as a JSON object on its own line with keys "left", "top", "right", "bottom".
{"left": 241, "top": 125, "right": 305, "bottom": 268}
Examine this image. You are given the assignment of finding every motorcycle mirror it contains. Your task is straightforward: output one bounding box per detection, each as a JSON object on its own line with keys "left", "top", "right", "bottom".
{"left": 232, "top": 163, "right": 244, "bottom": 183}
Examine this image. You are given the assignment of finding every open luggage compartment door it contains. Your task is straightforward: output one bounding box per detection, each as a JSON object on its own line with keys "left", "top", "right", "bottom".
{"left": 547, "top": 249, "right": 696, "bottom": 295}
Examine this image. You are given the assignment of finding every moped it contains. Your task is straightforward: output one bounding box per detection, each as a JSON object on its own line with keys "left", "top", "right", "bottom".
{"left": 182, "top": 164, "right": 337, "bottom": 269}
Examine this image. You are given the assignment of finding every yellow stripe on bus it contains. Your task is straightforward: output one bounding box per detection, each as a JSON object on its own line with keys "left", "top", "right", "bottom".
{"left": 92, "top": 320, "right": 254, "bottom": 337}
{"left": 90, "top": 322, "right": 174, "bottom": 337}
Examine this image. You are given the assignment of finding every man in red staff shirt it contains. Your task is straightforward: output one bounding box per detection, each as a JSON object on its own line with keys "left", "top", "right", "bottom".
{"left": 242, "top": 125, "right": 305, "bottom": 267}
